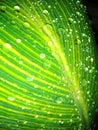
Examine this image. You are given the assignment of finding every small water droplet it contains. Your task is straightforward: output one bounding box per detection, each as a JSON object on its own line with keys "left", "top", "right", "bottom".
{"left": 0, "top": 5, "right": 6, "bottom": 12}
{"left": 19, "top": 60, "right": 23, "bottom": 64}
{"left": 87, "top": 91, "right": 90, "bottom": 95}
{"left": 12, "top": 20, "right": 16, "bottom": 25}
{"left": 26, "top": 75, "right": 34, "bottom": 82}
{"left": 75, "top": 38, "right": 81, "bottom": 45}
{"left": 68, "top": 18, "right": 73, "bottom": 24}
{"left": 69, "top": 119, "right": 73, "bottom": 123}
{"left": 8, "top": 96, "right": 15, "bottom": 101}
{"left": 56, "top": 97, "right": 63, "bottom": 104}
{"left": 85, "top": 67, "right": 88, "bottom": 71}
{"left": 35, "top": 115, "right": 39, "bottom": 118}
{"left": 48, "top": 41, "right": 53, "bottom": 46}
{"left": 76, "top": 11, "right": 82, "bottom": 17}
{"left": 58, "top": 120, "right": 64, "bottom": 124}
{"left": 23, "top": 121, "right": 27, "bottom": 124}
{"left": 42, "top": 24, "right": 53, "bottom": 36}
{"left": 48, "top": 5, "right": 51, "bottom": 8}
{"left": 90, "top": 58, "right": 94, "bottom": 62}
{"left": 43, "top": 59, "right": 51, "bottom": 68}
{"left": 14, "top": 5, "right": 20, "bottom": 12}
{"left": 40, "top": 53, "right": 46, "bottom": 59}
{"left": 34, "top": 84, "right": 38, "bottom": 88}
{"left": 16, "top": 39, "right": 21, "bottom": 43}
{"left": 42, "top": 9, "right": 48, "bottom": 15}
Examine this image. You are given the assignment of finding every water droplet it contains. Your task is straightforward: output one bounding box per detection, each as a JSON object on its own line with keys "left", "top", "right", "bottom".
{"left": 26, "top": 75, "right": 34, "bottom": 82}
{"left": 76, "top": 11, "right": 82, "bottom": 17}
{"left": 24, "top": 22, "right": 30, "bottom": 28}
{"left": 42, "top": 10, "right": 48, "bottom": 15}
{"left": 85, "top": 67, "right": 88, "bottom": 71}
{"left": 48, "top": 41, "right": 53, "bottom": 46}
{"left": 58, "top": 28, "right": 65, "bottom": 36}
{"left": 22, "top": 106, "right": 25, "bottom": 110}
{"left": 75, "top": 38, "right": 81, "bottom": 45}
{"left": 40, "top": 53, "right": 46, "bottom": 59}
{"left": 35, "top": 115, "right": 39, "bottom": 118}
{"left": 3, "top": 43, "right": 12, "bottom": 50}
{"left": 42, "top": 24, "right": 53, "bottom": 36}
{"left": 14, "top": 5, "right": 20, "bottom": 12}
{"left": 43, "top": 59, "right": 51, "bottom": 68}
{"left": 90, "top": 58, "right": 94, "bottom": 62}
{"left": 58, "top": 120, "right": 64, "bottom": 124}
{"left": 8, "top": 96, "right": 15, "bottom": 101}
{"left": 34, "top": 84, "right": 38, "bottom": 88}
{"left": 0, "top": 5, "right": 6, "bottom": 12}
{"left": 48, "top": 5, "right": 51, "bottom": 8}
{"left": 12, "top": 20, "right": 16, "bottom": 25}
{"left": 56, "top": 97, "right": 63, "bottom": 104}
{"left": 69, "top": 119, "right": 73, "bottom": 123}
{"left": 68, "top": 18, "right": 73, "bottom": 24}
{"left": 19, "top": 60, "right": 23, "bottom": 64}
{"left": 66, "top": 95, "right": 69, "bottom": 98}
{"left": 87, "top": 91, "right": 90, "bottom": 95}
{"left": 71, "top": 100, "right": 74, "bottom": 103}
{"left": 23, "top": 121, "right": 27, "bottom": 124}
{"left": 16, "top": 39, "right": 21, "bottom": 43}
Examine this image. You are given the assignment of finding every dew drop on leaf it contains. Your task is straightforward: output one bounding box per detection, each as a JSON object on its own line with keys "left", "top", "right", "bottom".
{"left": 90, "top": 58, "right": 94, "bottom": 62}
{"left": 68, "top": 17, "right": 73, "bottom": 24}
{"left": 34, "top": 84, "right": 38, "bottom": 88}
{"left": 8, "top": 96, "right": 15, "bottom": 101}
{"left": 0, "top": 5, "right": 6, "bottom": 12}
{"left": 35, "top": 115, "right": 39, "bottom": 118}
{"left": 19, "top": 60, "right": 23, "bottom": 64}
{"left": 40, "top": 53, "right": 46, "bottom": 59}
{"left": 26, "top": 76, "right": 34, "bottom": 82}
{"left": 14, "top": 5, "right": 20, "bottom": 12}
{"left": 58, "top": 120, "right": 64, "bottom": 124}
{"left": 56, "top": 97, "right": 63, "bottom": 104}
{"left": 23, "top": 22, "right": 30, "bottom": 28}
{"left": 23, "top": 121, "right": 27, "bottom": 124}
{"left": 16, "top": 39, "right": 21, "bottom": 43}
{"left": 3, "top": 43, "right": 12, "bottom": 51}
{"left": 75, "top": 38, "right": 81, "bottom": 45}
{"left": 42, "top": 10, "right": 48, "bottom": 15}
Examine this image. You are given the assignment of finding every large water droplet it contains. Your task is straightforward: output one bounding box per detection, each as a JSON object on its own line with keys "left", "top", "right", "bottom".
{"left": 3, "top": 43, "right": 12, "bottom": 51}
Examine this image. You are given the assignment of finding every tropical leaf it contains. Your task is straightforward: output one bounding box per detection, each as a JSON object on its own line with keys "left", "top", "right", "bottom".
{"left": 0, "top": 0, "right": 98, "bottom": 130}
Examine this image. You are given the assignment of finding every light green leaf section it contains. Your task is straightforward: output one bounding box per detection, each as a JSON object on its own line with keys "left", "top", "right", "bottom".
{"left": 0, "top": 0, "right": 98, "bottom": 130}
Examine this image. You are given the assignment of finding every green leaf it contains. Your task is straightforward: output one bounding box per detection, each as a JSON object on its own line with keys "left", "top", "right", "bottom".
{"left": 0, "top": 0, "right": 98, "bottom": 130}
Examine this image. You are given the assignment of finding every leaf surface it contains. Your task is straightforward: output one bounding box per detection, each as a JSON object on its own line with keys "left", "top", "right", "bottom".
{"left": 0, "top": 0, "right": 98, "bottom": 130}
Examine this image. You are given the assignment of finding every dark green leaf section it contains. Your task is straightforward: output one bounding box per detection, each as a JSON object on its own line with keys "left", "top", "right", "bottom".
{"left": 0, "top": 0, "right": 98, "bottom": 130}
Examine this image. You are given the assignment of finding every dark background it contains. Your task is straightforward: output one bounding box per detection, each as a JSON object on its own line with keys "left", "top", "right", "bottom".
{"left": 83, "top": 0, "right": 98, "bottom": 47}
{"left": 83, "top": 0, "right": 98, "bottom": 130}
